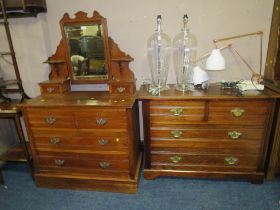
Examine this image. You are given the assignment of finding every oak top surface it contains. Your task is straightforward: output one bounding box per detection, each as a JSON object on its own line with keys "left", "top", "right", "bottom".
{"left": 138, "top": 84, "right": 280, "bottom": 100}
{"left": 19, "top": 91, "right": 136, "bottom": 108}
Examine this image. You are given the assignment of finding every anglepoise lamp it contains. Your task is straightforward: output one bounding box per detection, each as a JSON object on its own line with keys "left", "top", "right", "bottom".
{"left": 205, "top": 31, "right": 264, "bottom": 84}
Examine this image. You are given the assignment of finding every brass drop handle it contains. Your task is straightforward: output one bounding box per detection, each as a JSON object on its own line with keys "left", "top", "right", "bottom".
{"left": 50, "top": 137, "right": 61, "bottom": 145}
{"left": 99, "top": 161, "right": 110, "bottom": 169}
{"left": 224, "top": 156, "right": 239, "bottom": 165}
{"left": 230, "top": 108, "right": 245, "bottom": 117}
{"left": 228, "top": 131, "right": 242, "bottom": 139}
{"left": 45, "top": 116, "right": 57, "bottom": 125}
{"left": 117, "top": 87, "right": 126, "bottom": 93}
{"left": 96, "top": 118, "right": 107, "bottom": 126}
{"left": 47, "top": 87, "right": 55, "bottom": 93}
{"left": 170, "top": 108, "right": 183, "bottom": 116}
{"left": 54, "top": 159, "right": 64, "bottom": 166}
{"left": 171, "top": 130, "right": 183, "bottom": 138}
{"left": 98, "top": 139, "right": 109, "bottom": 145}
{"left": 170, "top": 155, "right": 182, "bottom": 163}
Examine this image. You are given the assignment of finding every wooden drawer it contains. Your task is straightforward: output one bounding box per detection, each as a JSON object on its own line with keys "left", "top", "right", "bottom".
{"left": 151, "top": 146, "right": 260, "bottom": 156}
{"left": 37, "top": 154, "right": 130, "bottom": 172}
{"left": 40, "top": 84, "right": 60, "bottom": 95}
{"left": 26, "top": 108, "right": 76, "bottom": 128}
{"left": 208, "top": 100, "right": 273, "bottom": 125}
{"left": 75, "top": 109, "right": 127, "bottom": 129}
{"left": 31, "top": 130, "right": 128, "bottom": 152}
{"left": 151, "top": 152, "right": 258, "bottom": 172}
{"left": 151, "top": 140, "right": 261, "bottom": 152}
{"left": 150, "top": 101, "right": 206, "bottom": 124}
{"left": 39, "top": 79, "right": 70, "bottom": 95}
{"left": 109, "top": 82, "right": 136, "bottom": 96}
{"left": 150, "top": 125, "right": 264, "bottom": 141}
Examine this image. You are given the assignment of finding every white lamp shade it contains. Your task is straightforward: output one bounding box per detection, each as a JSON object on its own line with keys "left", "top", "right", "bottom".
{"left": 205, "top": 49, "right": 225, "bottom": 71}
{"left": 192, "top": 66, "right": 209, "bottom": 85}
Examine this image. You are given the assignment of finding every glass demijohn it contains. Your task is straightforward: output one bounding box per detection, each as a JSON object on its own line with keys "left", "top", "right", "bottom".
{"left": 147, "top": 15, "right": 171, "bottom": 95}
{"left": 173, "top": 14, "right": 197, "bottom": 91}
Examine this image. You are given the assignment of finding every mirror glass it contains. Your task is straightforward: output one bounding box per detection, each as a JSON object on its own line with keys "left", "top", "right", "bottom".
{"left": 64, "top": 23, "right": 108, "bottom": 81}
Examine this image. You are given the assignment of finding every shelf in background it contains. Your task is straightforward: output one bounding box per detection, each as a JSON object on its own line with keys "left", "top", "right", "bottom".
{"left": 0, "top": 100, "right": 21, "bottom": 116}
{"left": 0, "top": 80, "right": 19, "bottom": 87}
{"left": 0, "top": 145, "right": 27, "bottom": 162}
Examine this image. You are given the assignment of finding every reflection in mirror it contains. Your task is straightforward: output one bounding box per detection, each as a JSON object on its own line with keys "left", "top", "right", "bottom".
{"left": 65, "top": 24, "right": 108, "bottom": 80}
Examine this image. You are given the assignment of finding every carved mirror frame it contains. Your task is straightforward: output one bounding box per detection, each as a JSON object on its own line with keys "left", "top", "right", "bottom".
{"left": 41, "top": 10, "right": 136, "bottom": 96}
{"left": 60, "top": 11, "right": 111, "bottom": 84}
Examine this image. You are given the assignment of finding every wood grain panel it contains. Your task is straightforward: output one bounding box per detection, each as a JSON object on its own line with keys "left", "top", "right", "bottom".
{"left": 151, "top": 163, "right": 256, "bottom": 173}
{"left": 150, "top": 100, "right": 205, "bottom": 124}
{"left": 151, "top": 147, "right": 260, "bottom": 156}
{"left": 151, "top": 153, "right": 258, "bottom": 172}
{"left": 150, "top": 125, "right": 264, "bottom": 141}
{"left": 150, "top": 100, "right": 205, "bottom": 107}
{"left": 75, "top": 109, "right": 127, "bottom": 129}
{"left": 38, "top": 154, "right": 129, "bottom": 172}
{"left": 151, "top": 140, "right": 261, "bottom": 151}
{"left": 208, "top": 100, "right": 272, "bottom": 125}
{"left": 26, "top": 108, "right": 76, "bottom": 128}
{"left": 32, "top": 130, "right": 128, "bottom": 152}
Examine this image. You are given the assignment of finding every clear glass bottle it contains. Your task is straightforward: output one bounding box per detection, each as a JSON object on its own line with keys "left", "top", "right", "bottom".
{"left": 173, "top": 14, "right": 197, "bottom": 91}
{"left": 147, "top": 15, "right": 171, "bottom": 95}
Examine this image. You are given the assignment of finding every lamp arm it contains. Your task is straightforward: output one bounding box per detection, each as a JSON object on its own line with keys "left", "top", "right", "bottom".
{"left": 213, "top": 31, "right": 263, "bottom": 79}
{"left": 230, "top": 46, "right": 256, "bottom": 75}
{"left": 213, "top": 31, "right": 263, "bottom": 45}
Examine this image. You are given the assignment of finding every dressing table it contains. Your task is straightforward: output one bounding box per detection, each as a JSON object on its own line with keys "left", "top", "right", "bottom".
{"left": 19, "top": 11, "right": 141, "bottom": 193}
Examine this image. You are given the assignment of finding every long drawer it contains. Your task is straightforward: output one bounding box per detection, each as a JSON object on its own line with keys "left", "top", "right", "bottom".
{"left": 31, "top": 129, "right": 128, "bottom": 152}
{"left": 37, "top": 154, "right": 130, "bottom": 173}
{"left": 150, "top": 124, "right": 263, "bottom": 161}
{"left": 151, "top": 146, "right": 260, "bottom": 156}
{"left": 150, "top": 125, "right": 264, "bottom": 141}
{"left": 151, "top": 139, "right": 261, "bottom": 151}
{"left": 151, "top": 152, "right": 258, "bottom": 172}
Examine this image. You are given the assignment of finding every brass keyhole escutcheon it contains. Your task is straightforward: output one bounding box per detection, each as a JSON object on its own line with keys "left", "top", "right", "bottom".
{"left": 228, "top": 131, "right": 242, "bottom": 140}
{"left": 45, "top": 116, "right": 57, "bottom": 125}
{"left": 224, "top": 156, "right": 239, "bottom": 165}
{"left": 50, "top": 137, "right": 61, "bottom": 145}
{"left": 170, "top": 155, "right": 182, "bottom": 163}
{"left": 230, "top": 108, "right": 245, "bottom": 117}
{"left": 170, "top": 108, "right": 183, "bottom": 116}
{"left": 171, "top": 130, "right": 183, "bottom": 138}
{"left": 47, "top": 87, "right": 55, "bottom": 93}
{"left": 54, "top": 159, "right": 65, "bottom": 166}
{"left": 99, "top": 161, "right": 110, "bottom": 169}
{"left": 117, "top": 87, "right": 126, "bottom": 93}
{"left": 98, "top": 139, "right": 109, "bottom": 145}
{"left": 96, "top": 118, "right": 107, "bottom": 126}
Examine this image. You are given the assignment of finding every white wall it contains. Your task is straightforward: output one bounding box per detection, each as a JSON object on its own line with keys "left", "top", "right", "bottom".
{"left": 0, "top": 0, "right": 275, "bottom": 97}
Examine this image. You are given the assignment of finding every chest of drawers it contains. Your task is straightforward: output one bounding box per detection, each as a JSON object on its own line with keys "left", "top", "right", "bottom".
{"left": 139, "top": 84, "right": 279, "bottom": 183}
{"left": 20, "top": 92, "right": 141, "bottom": 193}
